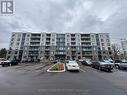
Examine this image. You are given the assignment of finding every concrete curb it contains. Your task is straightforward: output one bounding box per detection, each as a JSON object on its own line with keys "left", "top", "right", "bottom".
{"left": 47, "top": 63, "right": 66, "bottom": 72}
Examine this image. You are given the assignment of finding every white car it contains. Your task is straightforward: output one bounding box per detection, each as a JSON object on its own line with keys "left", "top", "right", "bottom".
{"left": 1, "top": 60, "right": 11, "bottom": 67}
{"left": 0, "top": 58, "right": 5, "bottom": 65}
{"left": 66, "top": 61, "right": 80, "bottom": 71}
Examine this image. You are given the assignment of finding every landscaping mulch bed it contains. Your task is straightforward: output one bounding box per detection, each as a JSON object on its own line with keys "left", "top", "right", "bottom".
{"left": 49, "top": 63, "right": 65, "bottom": 71}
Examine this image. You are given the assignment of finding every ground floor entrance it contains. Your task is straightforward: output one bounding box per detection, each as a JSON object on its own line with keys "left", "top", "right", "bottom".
{"left": 55, "top": 54, "right": 66, "bottom": 61}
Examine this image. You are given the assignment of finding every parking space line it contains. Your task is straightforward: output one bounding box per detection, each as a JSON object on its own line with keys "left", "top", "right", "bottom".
{"left": 80, "top": 68, "right": 86, "bottom": 72}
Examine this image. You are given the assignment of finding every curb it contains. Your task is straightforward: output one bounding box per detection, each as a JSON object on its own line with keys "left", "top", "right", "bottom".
{"left": 47, "top": 63, "right": 66, "bottom": 72}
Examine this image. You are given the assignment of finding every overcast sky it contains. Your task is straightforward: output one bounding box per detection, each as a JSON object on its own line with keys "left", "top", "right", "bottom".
{"left": 0, "top": 0, "right": 127, "bottom": 48}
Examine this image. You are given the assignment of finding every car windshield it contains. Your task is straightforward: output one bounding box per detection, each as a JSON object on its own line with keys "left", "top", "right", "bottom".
{"left": 100, "top": 61, "right": 114, "bottom": 64}
{"left": 69, "top": 61, "right": 76, "bottom": 63}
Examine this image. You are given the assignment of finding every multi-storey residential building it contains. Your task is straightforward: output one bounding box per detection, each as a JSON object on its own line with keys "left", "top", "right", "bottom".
{"left": 121, "top": 39, "right": 127, "bottom": 56}
{"left": 6, "top": 32, "right": 112, "bottom": 62}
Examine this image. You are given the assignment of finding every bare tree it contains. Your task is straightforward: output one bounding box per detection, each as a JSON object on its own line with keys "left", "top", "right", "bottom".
{"left": 112, "top": 44, "right": 121, "bottom": 60}
{"left": 0, "top": 48, "right": 7, "bottom": 58}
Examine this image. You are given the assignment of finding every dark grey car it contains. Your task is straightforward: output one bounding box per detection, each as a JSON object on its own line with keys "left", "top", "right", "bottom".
{"left": 91, "top": 61, "right": 114, "bottom": 72}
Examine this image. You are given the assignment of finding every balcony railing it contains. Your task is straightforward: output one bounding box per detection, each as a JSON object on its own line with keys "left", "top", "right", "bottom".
{"left": 31, "top": 36, "right": 41, "bottom": 38}
{"left": 82, "top": 49, "right": 92, "bottom": 51}
{"left": 81, "top": 44, "right": 92, "bottom": 46}
{"left": 29, "top": 49, "right": 39, "bottom": 51}
{"left": 30, "top": 40, "right": 40, "bottom": 42}
{"left": 30, "top": 44, "right": 40, "bottom": 46}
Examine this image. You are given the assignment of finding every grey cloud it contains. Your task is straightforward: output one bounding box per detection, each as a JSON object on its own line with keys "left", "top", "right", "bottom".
{"left": 0, "top": 0, "right": 127, "bottom": 48}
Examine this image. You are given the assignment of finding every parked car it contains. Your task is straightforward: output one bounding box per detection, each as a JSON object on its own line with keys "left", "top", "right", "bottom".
{"left": 117, "top": 60, "right": 127, "bottom": 70}
{"left": 78, "top": 59, "right": 84, "bottom": 62}
{"left": 91, "top": 61, "right": 114, "bottom": 72}
{"left": 1, "top": 60, "right": 19, "bottom": 67}
{"left": 66, "top": 61, "right": 80, "bottom": 71}
{"left": 81, "top": 59, "right": 92, "bottom": 66}
{"left": 0, "top": 58, "right": 5, "bottom": 65}
{"left": 114, "top": 60, "right": 122, "bottom": 68}
{"left": 53, "top": 60, "right": 58, "bottom": 64}
{"left": 10, "top": 60, "right": 19, "bottom": 66}
{"left": 1, "top": 60, "right": 11, "bottom": 67}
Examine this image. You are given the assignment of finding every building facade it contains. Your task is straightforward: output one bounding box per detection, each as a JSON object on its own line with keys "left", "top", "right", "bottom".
{"left": 121, "top": 39, "right": 127, "bottom": 57}
{"left": 6, "top": 32, "right": 112, "bottom": 62}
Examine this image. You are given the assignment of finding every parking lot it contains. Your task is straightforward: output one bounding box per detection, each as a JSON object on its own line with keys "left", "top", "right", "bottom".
{"left": 0, "top": 63, "right": 127, "bottom": 95}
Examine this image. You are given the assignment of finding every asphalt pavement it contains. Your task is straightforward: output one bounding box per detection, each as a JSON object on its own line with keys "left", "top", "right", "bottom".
{"left": 0, "top": 63, "right": 127, "bottom": 95}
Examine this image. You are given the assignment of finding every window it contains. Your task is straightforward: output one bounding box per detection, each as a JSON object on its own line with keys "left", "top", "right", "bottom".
{"left": 101, "top": 43, "right": 104, "bottom": 46}
{"left": 106, "top": 34, "right": 109, "bottom": 38}
{"left": 15, "top": 51, "right": 18, "bottom": 54}
{"left": 102, "top": 47, "right": 105, "bottom": 50}
{"left": 27, "top": 34, "right": 30, "bottom": 37}
{"left": 7, "top": 56, "right": 10, "bottom": 60}
{"left": 107, "top": 43, "right": 110, "bottom": 46}
{"left": 10, "top": 42, "right": 13, "bottom": 46}
{"left": 16, "top": 43, "right": 19, "bottom": 46}
{"left": 67, "top": 43, "right": 69, "bottom": 46}
{"left": 42, "top": 34, "right": 45, "bottom": 37}
{"left": 92, "top": 35, "right": 94, "bottom": 38}
{"left": 92, "top": 43, "right": 95, "bottom": 45}
{"left": 8, "top": 51, "right": 11, "bottom": 54}
{"left": 67, "top": 35, "right": 69, "bottom": 37}
{"left": 26, "top": 38, "right": 29, "bottom": 41}
{"left": 108, "top": 47, "right": 111, "bottom": 50}
{"left": 12, "top": 34, "right": 15, "bottom": 37}
{"left": 100, "top": 35, "right": 103, "bottom": 38}
{"left": 109, "top": 52, "right": 112, "bottom": 55}
{"left": 107, "top": 39, "right": 110, "bottom": 42}
{"left": 11, "top": 38, "right": 14, "bottom": 41}
{"left": 18, "top": 34, "right": 21, "bottom": 37}
{"left": 101, "top": 39, "right": 104, "bottom": 42}
{"left": 52, "top": 43, "right": 54, "bottom": 45}
{"left": 52, "top": 39, "right": 55, "bottom": 41}
{"left": 24, "top": 52, "right": 27, "bottom": 55}
{"left": 17, "top": 38, "right": 20, "bottom": 41}
{"left": 103, "top": 51, "right": 106, "bottom": 54}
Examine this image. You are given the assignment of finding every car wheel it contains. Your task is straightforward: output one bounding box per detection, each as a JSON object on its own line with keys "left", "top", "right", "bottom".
{"left": 108, "top": 69, "right": 111, "bottom": 72}
{"left": 2, "top": 64, "right": 4, "bottom": 67}
{"left": 99, "top": 67, "right": 102, "bottom": 71}
{"left": 118, "top": 66, "right": 121, "bottom": 69}
{"left": 115, "top": 65, "right": 119, "bottom": 69}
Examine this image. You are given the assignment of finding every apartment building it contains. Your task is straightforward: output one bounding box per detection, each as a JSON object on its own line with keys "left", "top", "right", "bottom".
{"left": 6, "top": 32, "right": 112, "bottom": 62}
{"left": 121, "top": 39, "right": 127, "bottom": 56}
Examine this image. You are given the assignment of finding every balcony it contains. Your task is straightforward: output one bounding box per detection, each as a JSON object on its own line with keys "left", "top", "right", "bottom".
{"left": 81, "top": 34, "right": 90, "bottom": 37}
{"left": 30, "top": 40, "right": 40, "bottom": 42}
{"left": 55, "top": 52, "right": 66, "bottom": 55}
{"left": 82, "top": 49, "right": 92, "bottom": 51}
{"left": 45, "top": 48, "right": 50, "bottom": 51}
{"left": 82, "top": 53, "right": 92, "bottom": 56}
{"left": 45, "top": 44, "right": 50, "bottom": 46}
{"left": 31, "top": 36, "right": 40, "bottom": 38}
{"left": 81, "top": 38, "right": 91, "bottom": 42}
{"left": 81, "top": 44, "right": 91, "bottom": 46}
{"left": 30, "top": 44, "right": 40, "bottom": 46}
{"left": 46, "top": 34, "right": 51, "bottom": 38}
{"left": 29, "top": 49, "right": 39, "bottom": 51}
{"left": 29, "top": 53, "right": 39, "bottom": 56}
{"left": 71, "top": 49, "right": 77, "bottom": 51}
